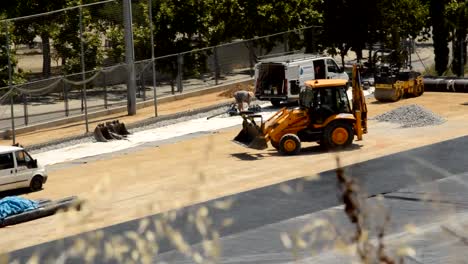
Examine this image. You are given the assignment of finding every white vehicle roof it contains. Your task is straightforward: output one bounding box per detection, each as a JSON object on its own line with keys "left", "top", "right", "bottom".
{"left": 0, "top": 146, "right": 23, "bottom": 154}
{"left": 258, "top": 53, "right": 332, "bottom": 64}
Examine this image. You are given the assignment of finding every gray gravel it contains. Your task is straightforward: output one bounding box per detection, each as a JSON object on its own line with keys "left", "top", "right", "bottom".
{"left": 373, "top": 104, "right": 446, "bottom": 128}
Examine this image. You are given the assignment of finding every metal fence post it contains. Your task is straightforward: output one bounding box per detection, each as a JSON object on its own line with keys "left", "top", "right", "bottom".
{"left": 177, "top": 53, "right": 183, "bottom": 93}
{"left": 213, "top": 46, "right": 220, "bottom": 85}
{"left": 248, "top": 40, "right": 255, "bottom": 77}
{"left": 22, "top": 94, "right": 28, "bottom": 126}
{"left": 5, "top": 22, "right": 15, "bottom": 144}
{"left": 148, "top": 0, "right": 158, "bottom": 116}
{"left": 79, "top": 7, "right": 89, "bottom": 133}
{"left": 142, "top": 70, "right": 146, "bottom": 101}
{"left": 63, "top": 80, "right": 69, "bottom": 116}
{"left": 283, "top": 32, "right": 289, "bottom": 53}
{"left": 103, "top": 73, "right": 108, "bottom": 109}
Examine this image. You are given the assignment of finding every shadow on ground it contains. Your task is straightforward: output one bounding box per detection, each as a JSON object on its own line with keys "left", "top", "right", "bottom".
{"left": 231, "top": 144, "right": 363, "bottom": 160}
{"left": 0, "top": 187, "right": 42, "bottom": 199}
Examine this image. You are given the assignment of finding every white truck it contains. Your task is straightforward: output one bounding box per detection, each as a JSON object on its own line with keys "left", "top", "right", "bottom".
{"left": 0, "top": 146, "right": 47, "bottom": 192}
{"left": 254, "top": 54, "right": 349, "bottom": 106}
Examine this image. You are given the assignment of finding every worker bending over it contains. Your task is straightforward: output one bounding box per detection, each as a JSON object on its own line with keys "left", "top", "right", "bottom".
{"left": 233, "top": 90, "right": 254, "bottom": 112}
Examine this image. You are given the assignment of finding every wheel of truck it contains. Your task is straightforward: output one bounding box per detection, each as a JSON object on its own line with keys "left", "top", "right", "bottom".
{"left": 30, "top": 176, "right": 43, "bottom": 192}
{"left": 322, "top": 121, "right": 354, "bottom": 150}
{"left": 271, "top": 99, "right": 282, "bottom": 107}
{"left": 279, "top": 134, "right": 301, "bottom": 155}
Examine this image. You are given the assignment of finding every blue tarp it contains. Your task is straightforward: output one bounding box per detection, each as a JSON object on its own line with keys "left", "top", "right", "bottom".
{"left": 0, "top": 196, "right": 39, "bottom": 220}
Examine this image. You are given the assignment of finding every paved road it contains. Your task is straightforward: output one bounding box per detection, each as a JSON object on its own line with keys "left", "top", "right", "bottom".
{"left": 8, "top": 135, "right": 468, "bottom": 263}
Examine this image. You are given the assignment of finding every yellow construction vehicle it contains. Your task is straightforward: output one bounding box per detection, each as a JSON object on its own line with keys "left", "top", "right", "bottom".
{"left": 372, "top": 49, "right": 424, "bottom": 102}
{"left": 233, "top": 64, "right": 367, "bottom": 155}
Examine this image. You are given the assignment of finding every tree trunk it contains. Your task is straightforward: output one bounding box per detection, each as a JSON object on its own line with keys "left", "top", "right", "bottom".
{"left": 430, "top": 0, "right": 450, "bottom": 76}
{"left": 41, "top": 32, "right": 51, "bottom": 78}
{"left": 339, "top": 45, "right": 350, "bottom": 68}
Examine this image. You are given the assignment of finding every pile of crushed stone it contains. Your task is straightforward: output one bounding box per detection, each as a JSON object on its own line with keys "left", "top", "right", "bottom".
{"left": 373, "top": 104, "right": 446, "bottom": 128}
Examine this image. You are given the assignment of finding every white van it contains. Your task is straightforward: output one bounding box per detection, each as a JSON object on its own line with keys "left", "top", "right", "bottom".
{"left": 0, "top": 146, "right": 47, "bottom": 192}
{"left": 254, "top": 54, "right": 349, "bottom": 106}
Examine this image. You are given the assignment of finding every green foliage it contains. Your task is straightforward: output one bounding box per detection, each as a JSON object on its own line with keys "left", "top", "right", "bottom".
{"left": 3, "top": 0, "right": 464, "bottom": 80}
{"left": 324, "top": 0, "right": 429, "bottom": 66}
{"left": 51, "top": 5, "right": 104, "bottom": 75}
{"left": 0, "top": 21, "right": 25, "bottom": 89}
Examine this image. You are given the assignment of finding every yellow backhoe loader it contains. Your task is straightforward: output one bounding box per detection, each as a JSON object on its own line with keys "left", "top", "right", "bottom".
{"left": 233, "top": 64, "right": 367, "bottom": 155}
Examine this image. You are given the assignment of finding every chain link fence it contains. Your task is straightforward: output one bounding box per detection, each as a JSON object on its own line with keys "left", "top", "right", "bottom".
{"left": 0, "top": 0, "right": 322, "bottom": 144}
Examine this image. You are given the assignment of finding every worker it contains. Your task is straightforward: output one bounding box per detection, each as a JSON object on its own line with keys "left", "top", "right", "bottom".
{"left": 233, "top": 90, "right": 254, "bottom": 112}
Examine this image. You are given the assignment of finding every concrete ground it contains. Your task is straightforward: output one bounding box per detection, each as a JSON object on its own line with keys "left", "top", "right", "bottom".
{"left": 0, "top": 92, "right": 467, "bottom": 259}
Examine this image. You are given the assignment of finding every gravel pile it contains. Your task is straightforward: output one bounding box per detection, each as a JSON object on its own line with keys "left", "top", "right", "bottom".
{"left": 374, "top": 104, "right": 446, "bottom": 128}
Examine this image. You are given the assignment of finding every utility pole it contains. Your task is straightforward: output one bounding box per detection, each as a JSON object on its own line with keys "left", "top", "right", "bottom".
{"left": 123, "top": 0, "right": 137, "bottom": 115}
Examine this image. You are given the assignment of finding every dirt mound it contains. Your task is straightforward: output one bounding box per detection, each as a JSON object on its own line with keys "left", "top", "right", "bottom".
{"left": 218, "top": 83, "right": 254, "bottom": 98}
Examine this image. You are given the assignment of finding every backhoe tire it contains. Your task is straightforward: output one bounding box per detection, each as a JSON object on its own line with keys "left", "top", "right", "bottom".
{"left": 322, "top": 121, "right": 354, "bottom": 150}
{"left": 279, "top": 134, "right": 301, "bottom": 155}
{"left": 271, "top": 140, "right": 280, "bottom": 150}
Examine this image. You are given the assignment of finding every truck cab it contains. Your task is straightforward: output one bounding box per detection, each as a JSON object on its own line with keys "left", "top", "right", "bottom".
{"left": 0, "top": 146, "right": 48, "bottom": 192}
{"left": 254, "top": 54, "right": 349, "bottom": 106}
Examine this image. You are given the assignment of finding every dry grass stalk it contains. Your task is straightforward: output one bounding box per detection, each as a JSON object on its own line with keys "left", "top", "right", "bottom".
{"left": 335, "top": 156, "right": 402, "bottom": 264}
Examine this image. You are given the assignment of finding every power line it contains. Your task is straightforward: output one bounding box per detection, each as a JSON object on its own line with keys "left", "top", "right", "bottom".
{"left": 0, "top": 0, "right": 116, "bottom": 23}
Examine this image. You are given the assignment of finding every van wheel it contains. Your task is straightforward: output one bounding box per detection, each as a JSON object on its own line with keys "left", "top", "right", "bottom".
{"left": 271, "top": 99, "right": 282, "bottom": 107}
{"left": 30, "top": 176, "right": 43, "bottom": 192}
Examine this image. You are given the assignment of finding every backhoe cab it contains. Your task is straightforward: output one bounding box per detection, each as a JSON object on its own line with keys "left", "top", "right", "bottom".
{"left": 233, "top": 64, "right": 367, "bottom": 155}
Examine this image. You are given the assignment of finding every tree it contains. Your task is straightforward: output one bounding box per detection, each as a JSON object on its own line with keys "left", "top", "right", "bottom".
{"left": 7, "top": 1, "right": 70, "bottom": 78}
{"left": 51, "top": 4, "right": 105, "bottom": 74}
{"left": 430, "top": 0, "right": 450, "bottom": 75}
{"left": 447, "top": 0, "right": 467, "bottom": 76}
{"left": 0, "top": 16, "right": 24, "bottom": 90}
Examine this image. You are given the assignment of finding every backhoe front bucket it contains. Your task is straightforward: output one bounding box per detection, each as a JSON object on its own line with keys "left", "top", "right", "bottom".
{"left": 93, "top": 120, "right": 131, "bottom": 142}
{"left": 94, "top": 124, "right": 113, "bottom": 142}
{"left": 233, "top": 119, "right": 268, "bottom": 150}
{"left": 93, "top": 126, "right": 108, "bottom": 142}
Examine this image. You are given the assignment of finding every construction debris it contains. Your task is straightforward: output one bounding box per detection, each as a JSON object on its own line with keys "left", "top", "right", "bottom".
{"left": 374, "top": 104, "right": 446, "bottom": 128}
{"left": 93, "top": 120, "right": 131, "bottom": 142}
{"left": 207, "top": 103, "right": 262, "bottom": 120}
{"left": 0, "top": 196, "right": 82, "bottom": 227}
